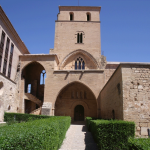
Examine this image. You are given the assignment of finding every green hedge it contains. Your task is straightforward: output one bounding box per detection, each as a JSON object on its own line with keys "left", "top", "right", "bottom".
{"left": 87, "top": 119, "right": 135, "bottom": 150}
{"left": 128, "top": 137, "right": 150, "bottom": 150}
{"left": 0, "top": 116, "right": 71, "bottom": 150}
{"left": 4, "top": 112, "right": 50, "bottom": 124}
{"left": 86, "top": 117, "right": 95, "bottom": 131}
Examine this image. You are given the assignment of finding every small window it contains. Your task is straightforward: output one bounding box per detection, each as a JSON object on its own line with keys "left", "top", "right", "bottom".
{"left": 40, "top": 70, "right": 46, "bottom": 85}
{"left": 75, "top": 57, "right": 85, "bottom": 70}
{"left": 77, "top": 33, "right": 83, "bottom": 43}
{"left": 27, "top": 84, "right": 31, "bottom": 93}
{"left": 8, "top": 64, "right": 11, "bottom": 78}
{"left": 3, "top": 60, "right": 7, "bottom": 75}
{"left": 70, "top": 12, "right": 74, "bottom": 21}
{"left": 117, "top": 83, "right": 121, "bottom": 95}
{"left": 112, "top": 110, "right": 115, "bottom": 120}
{"left": 87, "top": 13, "right": 91, "bottom": 21}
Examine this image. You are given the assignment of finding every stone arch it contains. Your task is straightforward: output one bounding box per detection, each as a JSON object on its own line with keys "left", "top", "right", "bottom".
{"left": 60, "top": 49, "right": 99, "bottom": 70}
{"left": 21, "top": 61, "right": 46, "bottom": 78}
{"left": 55, "top": 81, "right": 97, "bottom": 120}
{"left": 21, "top": 61, "right": 46, "bottom": 114}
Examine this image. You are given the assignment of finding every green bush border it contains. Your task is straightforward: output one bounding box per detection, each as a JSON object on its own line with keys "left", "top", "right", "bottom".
{"left": 0, "top": 116, "right": 71, "bottom": 150}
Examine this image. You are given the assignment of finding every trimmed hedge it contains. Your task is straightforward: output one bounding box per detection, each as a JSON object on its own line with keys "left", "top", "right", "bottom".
{"left": 87, "top": 119, "right": 135, "bottom": 150}
{"left": 4, "top": 112, "right": 50, "bottom": 124}
{"left": 86, "top": 117, "right": 94, "bottom": 131}
{"left": 0, "top": 116, "right": 71, "bottom": 150}
{"left": 128, "top": 137, "right": 150, "bottom": 150}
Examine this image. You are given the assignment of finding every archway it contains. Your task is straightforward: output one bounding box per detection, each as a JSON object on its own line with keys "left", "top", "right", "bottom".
{"left": 74, "top": 105, "right": 84, "bottom": 121}
{"left": 22, "top": 61, "right": 46, "bottom": 114}
{"left": 55, "top": 81, "right": 97, "bottom": 121}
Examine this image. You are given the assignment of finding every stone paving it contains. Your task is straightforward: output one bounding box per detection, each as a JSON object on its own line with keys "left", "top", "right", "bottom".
{"left": 59, "top": 121, "right": 99, "bottom": 150}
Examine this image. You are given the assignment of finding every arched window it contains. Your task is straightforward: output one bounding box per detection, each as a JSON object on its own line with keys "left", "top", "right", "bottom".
{"left": 70, "top": 12, "right": 74, "bottom": 21}
{"left": 112, "top": 110, "right": 115, "bottom": 120}
{"left": 77, "top": 33, "right": 83, "bottom": 43}
{"left": 40, "top": 70, "right": 46, "bottom": 85}
{"left": 87, "top": 12, "right": 91, "bottom": 21}
{"left": 75, "top": 57, "right": 85, "bottom": 70}
{"left": 27, "top": 84, "right": 31, "bottom": 93}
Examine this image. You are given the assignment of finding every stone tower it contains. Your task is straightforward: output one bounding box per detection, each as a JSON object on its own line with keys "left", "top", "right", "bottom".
{"left": 51, "top": 6, "right": 103, "bottom": 69}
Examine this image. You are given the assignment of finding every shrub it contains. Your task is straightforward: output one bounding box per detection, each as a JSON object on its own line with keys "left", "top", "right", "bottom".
{"left": 86, "top": 117, "right": 93, "bottom": 130}
{"left": 0, "top": 116, "right": 71, "bottom": 150}
{"left": 86, "top": 118, "right": 135, "bottom": 150}
{"left": 4, "top": 112, "right": 50, "bottom": 124}
{"left": 128, "top": 137, "right": 150, "bottom": 150}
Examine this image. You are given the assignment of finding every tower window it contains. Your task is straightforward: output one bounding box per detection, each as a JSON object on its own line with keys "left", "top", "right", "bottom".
{"left": 70, "top": 12, "right": 74, "bottom": 21}
{"left": 75, "top": 57, "right": 85, "bottom": 70}
{"left": 77, "top": 33, "right": 83, "bottom": 43}
{"left": 87, "top": 13, "right": 91, "bottom": 21}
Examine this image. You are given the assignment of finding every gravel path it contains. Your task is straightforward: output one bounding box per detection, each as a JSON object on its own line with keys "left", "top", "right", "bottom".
{"left": 59, "top": 121, "right": 99, "bottom": 150}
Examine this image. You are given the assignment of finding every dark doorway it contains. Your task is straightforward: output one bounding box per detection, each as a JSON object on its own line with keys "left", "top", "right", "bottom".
{"left": 74, "top": 105, "right": 84, "bottom": 121}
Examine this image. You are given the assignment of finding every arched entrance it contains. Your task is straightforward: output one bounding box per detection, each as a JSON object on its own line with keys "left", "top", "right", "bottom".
{"left": 74, "top": 105, "right": 84, "bottom": 121}
{"left": 55, "top": 81, "right": 97, "bottom": 121}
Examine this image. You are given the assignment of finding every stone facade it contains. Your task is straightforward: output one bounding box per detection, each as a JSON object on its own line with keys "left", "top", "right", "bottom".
{"left": 0, "top": 6, "right": 150, "bottom": 137}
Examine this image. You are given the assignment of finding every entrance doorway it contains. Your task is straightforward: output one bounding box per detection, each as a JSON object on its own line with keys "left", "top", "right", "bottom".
{"left": 74, "top": 105, "right": 84, "bottom": 121}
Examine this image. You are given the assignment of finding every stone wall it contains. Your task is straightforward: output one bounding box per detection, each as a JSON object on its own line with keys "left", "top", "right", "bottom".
{"left": 0, "top": 74, "right": 18, "bottom": 121}
{"left": 122, "top": 64, "right": 150, "bottom": 137}
{"left": 104, "top": 63, "right": 119, "bottom": 84}
{"left": 100, "top": 66, "right": 123, "bottom": 120}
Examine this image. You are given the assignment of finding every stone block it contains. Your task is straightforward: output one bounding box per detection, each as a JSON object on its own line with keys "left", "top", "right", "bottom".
{"left": 136, "top": 126, "right": 140, "bottom": 131}
{"left": 141, "top": 127, "right": 148, "bottom": 136}
{"left": 140, "top": 123, "right": 148, "bottom": 127}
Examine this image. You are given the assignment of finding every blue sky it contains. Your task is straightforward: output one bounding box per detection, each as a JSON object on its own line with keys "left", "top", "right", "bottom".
{"left": 0, "top": 0, "right": 150, "bottom": 62}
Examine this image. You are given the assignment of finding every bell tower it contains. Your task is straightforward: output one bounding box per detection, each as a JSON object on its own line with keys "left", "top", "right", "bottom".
{"left": 51, "top": 6, "right": 102, "bottom": 66}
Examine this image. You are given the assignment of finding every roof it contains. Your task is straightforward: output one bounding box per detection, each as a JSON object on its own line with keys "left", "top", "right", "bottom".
{"left": 0, "top": 6, "right": 30, "bottom": 54}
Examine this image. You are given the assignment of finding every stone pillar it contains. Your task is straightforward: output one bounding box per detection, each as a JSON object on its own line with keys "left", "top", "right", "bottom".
{"left": 19, "top": 78, "right": 25, "bottom": 113}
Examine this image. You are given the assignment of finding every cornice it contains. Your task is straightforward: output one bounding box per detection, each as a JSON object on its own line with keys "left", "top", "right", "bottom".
{"left": 59, "top": 6, "right": 101, "bottom": 12}
{"left": 0, "top": 6, "right": 30, "bottom": 54}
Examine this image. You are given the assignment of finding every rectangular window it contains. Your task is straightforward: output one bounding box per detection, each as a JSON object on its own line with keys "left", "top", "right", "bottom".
{"left": 3, "top": 60, "right": 7, "bottom": 75}
{"left": 0, "top": 31, "right": 5, "bottom": 56}
{"left": 9, "top": 44, "right": 14, "bottom": 63}
{"left": 7, "top": 64, "right": 11, "bottom": 78}
{"left": 7, "top": 43, "right": 14, "bottom": 78}
{"left": 0, "top": 31, "right": 5, "bottom": 49}
{"left": 4, "top": 38, "right": 10, "bottom": 60}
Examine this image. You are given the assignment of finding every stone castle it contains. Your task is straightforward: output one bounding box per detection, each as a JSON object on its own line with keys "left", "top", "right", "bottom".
{"left": 0, "top": 6, "right": 150, "bottom": 137}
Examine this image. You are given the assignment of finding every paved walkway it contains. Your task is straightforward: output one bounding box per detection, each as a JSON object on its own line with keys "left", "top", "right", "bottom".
{"left": 59, "top": 121, "right": 99, "bottom": 150}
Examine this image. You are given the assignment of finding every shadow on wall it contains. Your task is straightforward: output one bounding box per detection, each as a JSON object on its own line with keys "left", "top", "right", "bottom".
{"left": 0, "top": 81, "right": 4, "bottom": 95}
